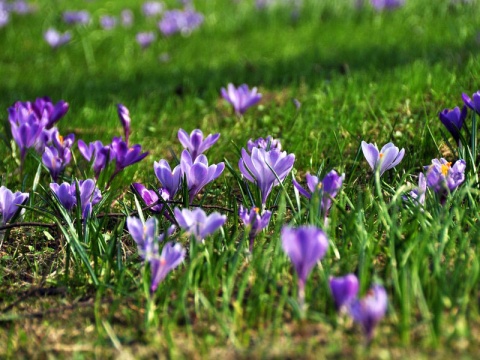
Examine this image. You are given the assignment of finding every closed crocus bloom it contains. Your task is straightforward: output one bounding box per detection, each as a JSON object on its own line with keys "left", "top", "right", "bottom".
{"left": 462, "top": 91, "right": 480, "bottom": 115}
{"left": 117, "top": 104, "right": 131, "bottom": 145}
{"left": 349, "top": 284, "right": 388, "bottom": 342}
{"left": 239, "top": 206, "right": 272, "bottom": 252}
{"left": 221, "top": 83, "right": 262, "bottom": 115}
{"left": 239, "top": 147, "right": 295, "bottom": 205}
{"left": 127, "top": 216, "right": 159, "bottom": 260}
{"left": 361, "top": 141, "right": 405, "bottom": 176}
{"left": 42, "top": 146, "right": 68, "bottom": 181}
{"left": 329, "top": 274, "right": 359, "bottom": 311}
{"left": 0, "top": 186, "right": 29, "bottom": 225}
{"left": 281, "top": 225, "right": 329, "bottom": 306}
{"left": 154, "top": 159, "right": 182, "bottom": 199}
{"left": 439, "top": 106, "right": 467, "bottom": 144}
{"left": 50, "top": 182, "right": 76, "bottom": 211}
{"left": 132, "top": 183, "right": 170, "bottom": 213}
{"left": 180, "top": 150, "right": 224, "bottom": 202}
{"left": 150, "top": 242, "right": 185, "bottom": 293}
{"left": 425, "top": 158, "right": 466, "bottom": 193}
{"left": 174, "top": 207, "right": 226, "bottom": 243}
{"left": 178, "top": 129, "right": 220, "bottom": 160}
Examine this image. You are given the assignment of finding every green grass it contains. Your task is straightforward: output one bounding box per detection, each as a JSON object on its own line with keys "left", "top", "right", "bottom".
{"left": 2, "top": 0, "right": 480, "bottom": 358}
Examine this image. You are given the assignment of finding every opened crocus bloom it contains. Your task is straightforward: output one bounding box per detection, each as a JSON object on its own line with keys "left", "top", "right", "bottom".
{"left": 361, "top": 141, "right": 405, "bottom": 176}
{"left": 425, "top": 158, "right": 466, "bottom": 194}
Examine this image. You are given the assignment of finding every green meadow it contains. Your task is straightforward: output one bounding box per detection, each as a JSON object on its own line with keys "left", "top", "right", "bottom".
{"left": 2, "top": 0, "right": 480, "bottom": 358}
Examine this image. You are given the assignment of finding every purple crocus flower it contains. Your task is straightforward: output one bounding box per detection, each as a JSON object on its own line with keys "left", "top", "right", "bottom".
{"left": 439, "top": 106, "right": 467, "bottom": 144}
{"left": 154, "top": 159, "right": 182, "bottom": 199}
{"left": 221, "top": 84, "right": 262, "bottom": 115}
{"left": 136, "top": 32, "right": 156, "bottom": 49}
{"left": 158, "top": 9, "right": 204, "bottom": 36}
{"left": 127, "top": 216, "right": 160, "bottom": 260}
{"left": 247, "top": 135, "right": 282, "bottom": 153}
{"left": 348, "top": 284, "right": 388, "bottom": 342}
{"left": 50, "top": 179, "right": 101, "bottom": 218}
{"left": 43, "top": 28, "right": 72, "bottom": 49}
{"left": 150, "top": 242, "right": 185, "bottom": 293}
{"left": 0, "top": 186, "right": 29, "bottom": 225}
{"left": 117, "top": 104, "right": 131, "bottom": 145}
{"left": 371, "top": 0, "right": 405, "bottom": 10}
{"left": 238, "top": 147, "right": 295, "bottom": 205}
{"left": 121, "top": 9, "right": 134, "bottom": 27}
{"left": 110, "top": 137, "right": 149, "bottom": 172}
{"left": 361, "top": 141, "right": 405, "bottom": 176}
{"left": 178, "top": 128, "right": 220, "bottom": 160}
{"left": 100, "top": 15, "right": 117, "bottom": 30}
{"left": 0, "top": 8, "right": 9, "bottom": 28}
{"left": 42, "top": 146, "right": 70, "bottom": 181}
{"left": 281, "top": 225, "right": 329, "bottom": 307}
{"left": 142, "top": 1, "right": 164, "bottom": 17}
{"left": 425, "top": 158, "right": 466, "bottom": 194}
{"left": 78, "top": 140, "right": 111, "bottom": 178}
{"left": 239, "top": 206, "right": 272, "bottom": 252}
{"left": 292, "top": 170, "right": 344, "bottom": 214}
{"left": 329, "top": 274, "right": 359, "bottom": 312}
{"left": 63, "top": 10, "right": 90, "bottom": 25}
{"left": 50, "top": 182, "right": 76, "bottom": 212}
{"left": 30, "top": 97, "right": 69, "bottom": 129}
{"left": 132, "top": 183, "right": 170, "bottom": 213}
{"left": 405, "top": 172, "right": 427, "bottom": 206}
{"left": 180, "top": 150, "right": 224, "bottom": 202}
{"left": 174, "top": 207, "right": 226, "bottom": 243}
{"left": 462, "top": 91, "right": 480, "bottom": 115}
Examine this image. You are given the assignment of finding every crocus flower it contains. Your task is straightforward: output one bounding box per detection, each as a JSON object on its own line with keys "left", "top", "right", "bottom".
{"left": 0, "top": 8, "right": 9, "bottom": 28}
{"left": 425, "top": 158, "right": 466, "bottom": 194}
{"left": 150, "top": 242, "right": 185, "bottom": 293}
{"left": 405, "top": 172, "right": 427, "bottom": 206}
{"left": 42, "top": 146, "right": 70, "bottom": 181}
{"left": 180, "top": 150, "right": 224, "bottom": 202}
{"left": 178, "top": 128, "right": 220, "bottom": 160}
{"left": 63, "top": 10, "right": 90, "bottom": 25}
{"left": 154, "top": 159, "right": 182, "bottom": 199}
{"left": 238, "top": 147, "right": 295, "bottom": 205}
{"left": 174, "top": 207, "right": 226, "bottom": 243}
{"left": 142, "top": 1, "right": 164, "bottom": 17}
{"left": 43, "top": 28, "right": 71, "bottom": 48}
{"left": 117, "top": 104, "right": 131, "bottom": 145}
{"left": 158, "top": 9, "right": 204, "bottom": 36}
{"left": 329, "top": 274, "right": 359, "bottom": 312}
{"left": 462, "top": 91, "right": 480, "bottom": 115}
{"left": 110, "top": 137, "right": 148, "bottom": 172}
{"left": 239, "top": 206, "right": 272, "bottom": 252}
{"left": 126, "top": 216, "right": 160, "bottom": 260}
{"left": 371, "top": 0, "right": 405, "bottom": 10}
{"left": 292, "top": 170, "right": 344, "bottom": 214}
{"left": 29, "top": 97, "right": 69, "bottom": 129}
{"left": 439, "top": 106, "right": 467, "bottom": 144}
{"left": 120, "top": 9, "right": 134, "bottom": 27}
{"left": 221, "top": 84, "right": 262, "bottom": 115}
{"left": 281, "top": 225, "right": 329, "bottom": 307}
{"left": 100, "top": 15, "right": 117, "bottom": 30}
{"left": 247, "top": 135, "right": 282, "bottom": 153}
{"left": 49, "top": 182, "right": 76, "bottom": 211}
{"left": 50, "top": 179, "right": 101, "bottom": 218}
{"left": 136, "top": 32, "right": 156, "bottom": 49}
{"left": 348, "top": 284, "right": 388, "bottom": 342}
{"left": 78, "top": 140, "right": 111, "bottom": 178}
{"left": 0, "top": 186, "right": 29, "bottom": 225}
{"left": 361, "top": 141, "right": 405, "bottom": 176}
{"left": 132, "top": 183, "right": 170, "bottom": 213}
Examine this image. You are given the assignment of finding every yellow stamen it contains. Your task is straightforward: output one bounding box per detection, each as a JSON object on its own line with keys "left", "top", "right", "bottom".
{"left": 58, "top": 135, "right": 64, "bottom": 145}
{"left": 317, "top": 183, "right": 323, "bottom": 189}
{"left": 379, "top": 153, "right": 384, "bottom": 159}
{"left": 254, "top": 207, "right": 260, "bottom": 213}
{"left": 441, "top": 162, "right": 452, "bottom": 176}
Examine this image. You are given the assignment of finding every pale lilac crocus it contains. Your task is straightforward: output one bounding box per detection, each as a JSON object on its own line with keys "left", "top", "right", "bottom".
{"left": 126, "top": 216, "right": 160, "bottom": 260}
{"left": 180, "top": 150, "right": 224, "bottom": 202}
{"left": 150, "top": 242, "right": 185, "bottom": 293}
{"left": 361, "top": 141, "right": 405, "bottom": 176}
{"left": 0, "top": 186, "right": 29, "bottom": 225}
{"left": 142, "top": 1, "right": 163, "bottom": 17}
{"left": 439, "top": 106, "right": 467, "bottom": 144}
{"left": 329, "top": 274, "right": 359, "bottom": 312}
{"left": 348, "top": 284, "right": 388, "bottom": 342}
{"left": 63, "top": 10, "right": 90, "bottom": 25}
{"left": 281, "top": 225, "right": 329, "bottom": 308}
{"left": 174, "top": 207, "right": 226, "bottom": 243}
{"left": 238, "top": 147, "right": 295, "bottom": 205}
{"left": 136, "top": 32, "right": 156, "bottom": 49}
{"left": 178, "top": 128, "right": 220, "bottom": 160}
{"left": 43, "top": 28, "right": 72, "bottom": 49}
{"left": 405, "top": 172, "right": 427, "bottom": 206}
{"left": 425, "top": 158, "right": 466, "bottom": 194}
{"left": 132, "top": 183, "right": 170, "bottom": 213}
{"left": 0, "top": 8, "right": 9, "bottom": 28}
{"left": 117, "top": 104, "right": 131, "bottom": 145}
{"left": 247, "top": 135, "right": 282, "bottom": 153}
{"left": 221, "top": 84, "right": 262, "bottom": 115}
{"left": 100, "top": 15, "right": 117, "bottom": 30}
{"left": 154, "top": 159, "right": 182, "bottom": 199}
{"left": 462, "top": 91, "right": 480, "bottom": 115}
{"left": 292, "top": 170, "right": 344, "bottom": 214}
{"left": 239, "top": 206, "right": 272, "bottom": 252}
{"left": 121, "top": 9, "right": 134, "bottom": 27}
